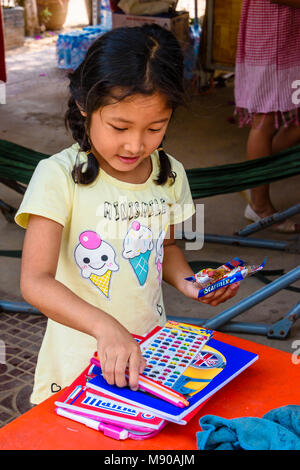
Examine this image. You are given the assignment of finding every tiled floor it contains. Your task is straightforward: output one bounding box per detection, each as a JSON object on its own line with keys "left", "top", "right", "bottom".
{"left": 0, "top": 311, "right": 47, "bottom": 427}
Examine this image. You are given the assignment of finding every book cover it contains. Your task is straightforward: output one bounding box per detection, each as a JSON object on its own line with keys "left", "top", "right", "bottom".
{"left": 138, "top": 320, "right": 214, "bottom": 395}
{"left": 86, "top": 335, "right": 258, "bottom": 424}
{"left": 55, "top": 364, "right": 165, "bottom": 433}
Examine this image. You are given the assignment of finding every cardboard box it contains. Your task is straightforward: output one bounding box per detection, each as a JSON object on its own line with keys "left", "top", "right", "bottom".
{"left": 112, "top": 11, "right": 190, "bottom": 46}
{"left": 3, "top": 7, "right": 25, "bottom": 51}
{"left": 211, "top": 0, "right": 242, "bottom": 67}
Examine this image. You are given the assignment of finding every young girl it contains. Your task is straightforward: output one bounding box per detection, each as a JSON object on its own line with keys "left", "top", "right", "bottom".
{"left": 16, "top": 24, "right": 239, "bottom": 405}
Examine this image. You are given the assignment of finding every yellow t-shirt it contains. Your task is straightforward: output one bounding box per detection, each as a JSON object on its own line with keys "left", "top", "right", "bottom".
{"left": 15, "top": 143, "right": 195, "bottom": 404}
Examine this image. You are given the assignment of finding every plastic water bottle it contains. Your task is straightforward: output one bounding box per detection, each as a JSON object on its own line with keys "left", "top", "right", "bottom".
{"left": 184, "top": 23, "right": 202, "bottom": 80}
{"left": 100, "top": 0, "right": 112, "bottom": 31}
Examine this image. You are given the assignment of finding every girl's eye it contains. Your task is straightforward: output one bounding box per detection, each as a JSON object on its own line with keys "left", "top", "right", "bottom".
{"left": 111, "top": 125, "right": 127, "bottom": 131}
{"left": 110, "top": 125, "right": 162, "bottom": 132}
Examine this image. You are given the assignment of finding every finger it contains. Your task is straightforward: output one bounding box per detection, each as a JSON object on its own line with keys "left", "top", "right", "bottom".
{"left": 128, "top": 351, "right": 142, "bottom": 391}
{"left": 200, "top": 280, "right": 241, "bottom": 304}
{"left": 230, "top": 281, "right": 240, "bottom": 291}
{"left": 197, "top": 288, "right": 216, "bottom": 302}
{"left": 114, "top": 354, "right": 129, "bottom": 388}
{"left": 97, "top": 347, "right": 106, "bottom": 374}
{"left": 221, "top": 282, "right": 240, "bottom": 299}
{"left": 210, "top": 283, "right": 240, "bottom": 305}
{"left": 139, "top": 356, "right": 147, "bottom": 374}
{"left": 210, "top": 286, "right": 228, "bottom": 300}
{"left": 207, "top": 289, "right": 229, "bottom": 306}
{"left": 102, "top": 352, "right": 117, "bottom": 385}
{"left": 197, "top": 290, "right": 221, "bottom": 304}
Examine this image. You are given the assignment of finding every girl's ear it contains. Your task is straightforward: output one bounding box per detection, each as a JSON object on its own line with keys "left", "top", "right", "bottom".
{"left": 75, "top": 100, "right": 87, "bottom": 117}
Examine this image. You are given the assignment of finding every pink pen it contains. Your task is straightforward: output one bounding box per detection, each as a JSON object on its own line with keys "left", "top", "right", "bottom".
{"left": 55, "top": 407, "right": 163, "bottom": 441}
{"left": 90, "top": 357, "right": 188, "bottom": 407}
{"left": 91, "top": 357, "right": 188, "bottom": 407}
{"left": 137, "top": 385, "right": 186, "bottom": 408}
{"left": 55, "top": 407, "right": 128, "bottom": 440}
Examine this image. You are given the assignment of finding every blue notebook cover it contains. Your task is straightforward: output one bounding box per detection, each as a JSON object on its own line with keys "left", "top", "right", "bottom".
{"left": 86, "top": 338, "right": 258, "bottom": 424}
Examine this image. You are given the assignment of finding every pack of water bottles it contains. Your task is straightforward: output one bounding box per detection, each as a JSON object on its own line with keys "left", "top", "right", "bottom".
{"left": 56, "top": 0, "right": 113, "bottom": 70}
{"left": 183, "top": 23, "right": 202, "bottom": 80}
{"left": 56, "top": 29, "right": 99, "bottom": 70}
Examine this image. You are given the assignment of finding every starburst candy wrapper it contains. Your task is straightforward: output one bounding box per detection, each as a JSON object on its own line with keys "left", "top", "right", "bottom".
{"left": 185, "top": 257, "right": 266, "bottom": 298}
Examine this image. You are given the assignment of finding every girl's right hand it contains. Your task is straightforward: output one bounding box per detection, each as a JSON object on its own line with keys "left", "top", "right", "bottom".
{"left": 96, "top": 316, "right": 146, "bottom": 391}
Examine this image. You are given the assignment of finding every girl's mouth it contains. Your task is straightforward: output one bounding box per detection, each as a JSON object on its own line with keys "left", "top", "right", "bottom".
{"left": 117, "top": 155, "right": 140, "bottom": 164}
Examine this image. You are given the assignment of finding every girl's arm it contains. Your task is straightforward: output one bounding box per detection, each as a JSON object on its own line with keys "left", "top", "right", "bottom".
{"left": 162, "top": 225, "right": 239, "bottom": 306}
{"left": 20, "top": 214, "right": 145, "bottom": 390}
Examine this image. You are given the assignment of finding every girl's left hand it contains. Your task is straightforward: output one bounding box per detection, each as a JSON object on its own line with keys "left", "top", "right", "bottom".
{"left": 184, "top": 279, "right": 240, "bottom": 306}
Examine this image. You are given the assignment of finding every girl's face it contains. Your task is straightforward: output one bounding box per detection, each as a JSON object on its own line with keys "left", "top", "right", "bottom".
{"left": 88, "top": 92, "right": 172, "bottom": 180}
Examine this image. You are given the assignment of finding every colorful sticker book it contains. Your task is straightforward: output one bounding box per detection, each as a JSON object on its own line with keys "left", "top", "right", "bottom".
{"left": 54, "top": 363, "right": 166, "bottom": 440}
{"left": 91, "top": 321, "right": 214, "bottom": 408}
{"left": 86, "top": 321, "right": 258, "bottom": 423}
{"left": 139, "top": 321, "right": 214, "bottom": 393}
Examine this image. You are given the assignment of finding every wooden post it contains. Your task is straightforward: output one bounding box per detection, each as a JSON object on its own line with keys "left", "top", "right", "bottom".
{"left": 24, "top": 0, "right": 40, "bottom": 36}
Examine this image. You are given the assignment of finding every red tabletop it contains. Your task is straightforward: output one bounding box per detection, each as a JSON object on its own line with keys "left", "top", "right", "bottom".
{"left": 0, "top": 331, "right": 299, "bottom": 450}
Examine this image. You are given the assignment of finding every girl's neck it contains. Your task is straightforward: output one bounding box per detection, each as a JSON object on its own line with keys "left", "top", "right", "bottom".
{"left": 92, "top": 149, "right": 153, "bottom": 184}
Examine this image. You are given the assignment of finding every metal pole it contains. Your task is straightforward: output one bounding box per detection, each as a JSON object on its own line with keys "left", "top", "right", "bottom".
{"left": 179, "top": 231, "right": 298, "bottom": 252}
{"left": 201, "top": 265, "right": 300, "bottom": 330}
{"left": 237, "top": 204, "right": 300, "bottom": 237}
{"left": 267, "top": 301, "right": 300, "bottom": 338}
{"left": 194, "top": 0, "right": 198, "bottom": 27}
{"left": 0, "top": 301, "right": 41, "bottom": 315}
{"left": 205, "top": 0, "right": 214, "bottom": 69}
{"left": 204, "top": 233, "right": 289, "bottom": 251}
{"left": 167, "top": 315, "right": 269, "bottom": 335}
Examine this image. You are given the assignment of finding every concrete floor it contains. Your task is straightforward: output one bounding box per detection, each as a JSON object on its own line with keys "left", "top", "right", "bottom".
{"left": 0, "top": 33, "right": 300, "bottom": 425}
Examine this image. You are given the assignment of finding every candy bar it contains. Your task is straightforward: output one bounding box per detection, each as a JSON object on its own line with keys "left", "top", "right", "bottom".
{"left": 185, "top": 258, "right": 266, "bottom": 298}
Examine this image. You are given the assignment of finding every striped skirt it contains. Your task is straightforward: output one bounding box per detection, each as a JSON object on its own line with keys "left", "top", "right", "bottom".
{"left": 234, "top": 0, "right": 300, "bottom": 127}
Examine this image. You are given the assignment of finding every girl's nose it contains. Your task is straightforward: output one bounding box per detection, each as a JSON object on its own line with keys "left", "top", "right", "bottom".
{"left": 124, "top": 134, "right": 144, "bottom": 155}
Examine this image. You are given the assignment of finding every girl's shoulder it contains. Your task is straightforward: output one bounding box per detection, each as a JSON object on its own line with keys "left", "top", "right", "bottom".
{"left": 42, "top": 143, "right": 84, "bottom": 174}
{"left": 153, "top": 150, "right": 186, "bottom": 179}
{"left": 34, "top": 143, "right": 87, "bottom": 188}
{"left": 157, "top": 152, "right": 188, "bottom": 189}
{"left": 166, "top": 153, "right": 186, "bottom": 175}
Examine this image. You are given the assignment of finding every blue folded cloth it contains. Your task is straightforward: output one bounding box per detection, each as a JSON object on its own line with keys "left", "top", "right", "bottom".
{"left": 196, "top": 405, "right": 300, "bottom": 450}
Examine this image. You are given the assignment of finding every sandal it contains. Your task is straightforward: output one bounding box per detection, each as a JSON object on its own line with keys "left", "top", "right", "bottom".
{"left": 244, "top": 204, "right": 300, "bottom": 233}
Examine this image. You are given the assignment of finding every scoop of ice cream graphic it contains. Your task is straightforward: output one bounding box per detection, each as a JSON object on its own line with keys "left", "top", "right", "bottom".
{"left": 74, "top": 231, "right": 119, "bottom": 298}
{"left": 122, "top": 221, "right": 153, "bottom": 286}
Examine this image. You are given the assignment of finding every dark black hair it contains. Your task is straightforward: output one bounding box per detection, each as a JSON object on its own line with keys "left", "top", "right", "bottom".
{"left": 65, "top": 24, "right": 186, "bottom": 185}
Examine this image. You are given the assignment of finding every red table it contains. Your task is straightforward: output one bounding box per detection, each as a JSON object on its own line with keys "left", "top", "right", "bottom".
{"left": 0, "top": 332, "right": 299, "bottom": 450}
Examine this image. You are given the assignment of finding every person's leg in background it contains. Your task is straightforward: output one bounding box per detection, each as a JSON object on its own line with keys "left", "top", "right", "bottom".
{"left": 245, "top": 112, "right": 300, "bottom": 232}
{"left": 272, "top": 121, "right": 300, "bottom": 154}
{"left": 246, "top": 112, "right": 277, "bottom": 218}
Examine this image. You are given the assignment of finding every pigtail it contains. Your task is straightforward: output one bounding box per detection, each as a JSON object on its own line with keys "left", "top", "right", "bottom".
{"left": 156, "top": 144, "right": 176, "bottom": 186}
{"left": 65, "top": 96, "right": 99, "bottom": 184}
{"left": 65, "top": 96, "right": 89, "bottom": 151}
{"left": 72, "top": 151, "right": 99, "bottom": 185}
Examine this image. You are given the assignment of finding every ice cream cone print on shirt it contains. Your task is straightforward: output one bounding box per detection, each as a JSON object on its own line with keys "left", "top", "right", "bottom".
{"left": 122, "top": 221, "right": 153, "bottom": 286}
{"left": 74, "top": 231, "right": 119, "bottom": 298}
